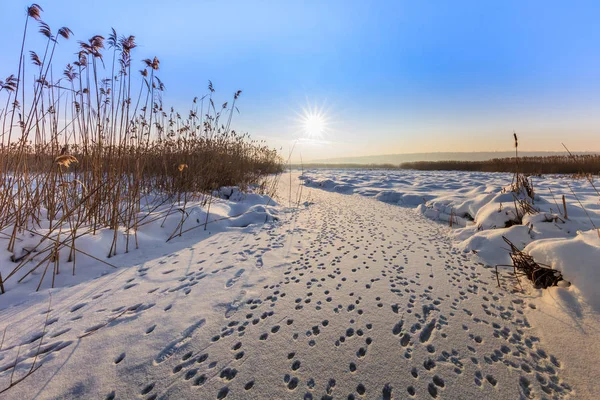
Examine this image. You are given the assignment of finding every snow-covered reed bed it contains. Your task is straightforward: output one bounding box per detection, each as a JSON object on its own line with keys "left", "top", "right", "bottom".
{"left": 0, "top": 186, "right": 279, "bottom": 299}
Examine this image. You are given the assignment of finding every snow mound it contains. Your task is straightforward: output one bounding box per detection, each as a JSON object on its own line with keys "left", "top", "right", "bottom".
{"left": 525, "top": 230, "right": 600, "bottom": 312}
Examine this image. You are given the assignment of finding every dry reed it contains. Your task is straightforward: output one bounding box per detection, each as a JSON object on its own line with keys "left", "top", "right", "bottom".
{"left": 0, "top": 4, "right": 283, "bottom": 294}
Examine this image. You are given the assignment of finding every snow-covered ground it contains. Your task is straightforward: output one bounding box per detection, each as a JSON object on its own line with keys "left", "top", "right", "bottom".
{"left": 0, "top": 171, "right": 598, "bottom": 399}
{"left": 302, "top": 169, "right": 600, "bottom": 312}
{"left": 0, "top": 187, "right": 279, "bottom": 306}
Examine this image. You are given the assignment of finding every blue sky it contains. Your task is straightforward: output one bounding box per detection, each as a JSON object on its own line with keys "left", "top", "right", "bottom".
{"left": 1, "top": 1, "right": 599, "bottom": 160}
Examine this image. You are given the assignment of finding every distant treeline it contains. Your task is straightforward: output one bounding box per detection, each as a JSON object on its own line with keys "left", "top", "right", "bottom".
{"left": 399, "top": 155, "right": 600, "bottom": 174}
{"left": 291, "top": 163, "right": 401, "bottom": 170}
{"left": 293, "top": 155, "right": 600, "bottom": 174}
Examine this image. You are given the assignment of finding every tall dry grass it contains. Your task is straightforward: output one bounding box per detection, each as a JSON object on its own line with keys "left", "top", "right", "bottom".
{"left": 0, "top": 4, "right": 282, "bottom": 293}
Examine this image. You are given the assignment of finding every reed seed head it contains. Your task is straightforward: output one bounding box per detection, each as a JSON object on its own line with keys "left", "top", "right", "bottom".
{"left": 39, "top": 21, "right": 52, "bottom": 39}
{"left": 58, "top": 27, "right": 73, "bottom": 40}
{"left": 55, "top": 155, "right": 78, "bottom": 168}
{"left": 27, "top": 4, "right": 43, "bottom": 20}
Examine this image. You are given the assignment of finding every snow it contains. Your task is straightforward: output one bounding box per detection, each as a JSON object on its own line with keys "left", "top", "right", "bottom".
{"left": 302, "top": 169, "right": 600, "bottom": 312}
{"left": 0, "top": 189, "right": 279, "bottom": 307}
{"left": 0, "top": 171, "right": 598, "bottom": 399}
{"left": 526, "top": 230, "right": 600, "bottom": 312}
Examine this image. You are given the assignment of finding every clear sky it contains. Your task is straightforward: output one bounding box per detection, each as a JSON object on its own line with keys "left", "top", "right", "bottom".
{"left": 1, "top": 1, "right": 599, "bottom": 161}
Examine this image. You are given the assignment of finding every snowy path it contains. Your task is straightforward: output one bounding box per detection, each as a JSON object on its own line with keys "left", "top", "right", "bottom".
{"left": 0, "top": 175, "right": 589, "bottom": 399}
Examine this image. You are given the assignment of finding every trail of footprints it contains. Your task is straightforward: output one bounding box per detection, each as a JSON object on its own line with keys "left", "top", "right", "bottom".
{"left": 117, "top": 191, "right": 571, "bottom": 399}
{"left": 0, "top": 186, "right": 572, "bottom": 399}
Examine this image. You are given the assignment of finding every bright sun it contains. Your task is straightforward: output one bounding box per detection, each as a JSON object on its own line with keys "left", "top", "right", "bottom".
{"left": 298, "top": 103, "right": 329, "bottom": 141}
{"left": 303, "top": 113, "right": 326, "bottom": 138}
